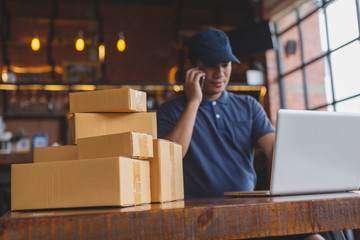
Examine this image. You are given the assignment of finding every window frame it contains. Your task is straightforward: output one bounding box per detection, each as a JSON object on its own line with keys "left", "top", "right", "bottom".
{"left": 274, "top": 0, "right": 360, "bottom": 111}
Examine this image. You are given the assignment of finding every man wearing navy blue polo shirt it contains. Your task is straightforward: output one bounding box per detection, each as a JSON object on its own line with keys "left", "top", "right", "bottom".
{"left": 157, "top": 28, "right": 325, "bottom": 240}
{"left": 157, "top": 28, "right": 275, "bottom": 199}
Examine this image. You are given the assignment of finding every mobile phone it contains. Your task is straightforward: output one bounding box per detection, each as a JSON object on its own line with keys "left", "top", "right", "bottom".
{"left": 200, "top": 76, "right": 205, "bottom": 89}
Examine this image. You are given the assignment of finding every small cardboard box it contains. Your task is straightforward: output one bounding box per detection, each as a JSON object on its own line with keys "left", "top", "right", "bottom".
{"left": 69, "top": 112, "right": 157, "bottom": 144}
{"left": 151, "top": 139, "right": 184, "bottom": 203}
{"left": 11, "top": 157, "right": 150, "bottom": 210}
{"left": 69, "top": 87, "right": 147, "bottom": 113}
{"left": 77, "top": 132, "right": 153, "bottom": 160}
{"left": 34, "top": 145, "right": 78, "bottom": 163}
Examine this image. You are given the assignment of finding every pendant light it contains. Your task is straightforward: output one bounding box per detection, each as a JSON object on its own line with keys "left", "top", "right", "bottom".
{"left": 116, "top": 32, "right": 126, "bottom": 52}
{"left": 116, "top": 3, "right": 126, "bottom": 53}
{"left": 98, "top": 5, "right": 105, "bottom": 63}
{"left": 98, "top": 44, "right": 105, "bottom": 62}
{"left": 75, "top": 0, "right": 85, "bottom": 52}
{"left": 75, "top": 30, "right": 85, "bottom": 52}
{"left": 31, "top": 0, "right": 40, "bottom": 51}
{"left": 31, "top": 31, "right": 41, "bottom": 51}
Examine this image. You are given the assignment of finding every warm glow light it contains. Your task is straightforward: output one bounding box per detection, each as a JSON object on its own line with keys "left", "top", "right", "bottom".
{"left": 71, "top": 85, "right": 96, "bottom": 91}
{"left": 117, "top": 32, "right": 126, "bottom": 52}
{"left": 9, "top": 65, "right": 63, "bottom": 74}
{"left": 1, "top": 71, "right": 8, "bottom": 83}
{"left": 168, "top": 66, "right": 178, "bottom": 84}
{"left": 31, "top": 37, "right": 41, "bottom": 51}
{"left": 76, "top": 38, "right": 85, "bottom": 51}
{"left": 99, "top": 44, "right": 105, "bottom": 62}
{"left": 19, "top": 85, "right": 43, "bottom": 91}
{"left": 173, "top": 85, "right": 182, "bottom": 92}
{"left": 75, "top": 31, "right": 85, "bottom": 51}
{"left": 43, "top": 85, "right": 70, "bottom": 91}
{"left": 0, "top": 84, "right": 17, "bottom": 90}
{"left": 117, "top": 39, "right": 126, "bottom": 52}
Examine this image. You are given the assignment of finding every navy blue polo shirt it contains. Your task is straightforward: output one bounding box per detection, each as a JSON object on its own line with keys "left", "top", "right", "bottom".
{"left": 157, "top": 90, "right": 274, "bottom": 198}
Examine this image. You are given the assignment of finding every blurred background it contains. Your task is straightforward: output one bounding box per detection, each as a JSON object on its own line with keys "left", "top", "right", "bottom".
{"left": 1, "top": 0, "right": 360, "bottom": 216}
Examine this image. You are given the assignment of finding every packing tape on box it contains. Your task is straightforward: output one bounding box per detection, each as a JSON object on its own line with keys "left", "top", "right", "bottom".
{"left": 170, "top": 143, "right": 176, "bottom": 200}
{"left": 133, "top": 160, "right": 142, "bottom": 205}
{"left": 135, "top": 90, "right": 142, "bottom": 111}
{"left": 138, "top": 134, "right": 150, "bottom": 158}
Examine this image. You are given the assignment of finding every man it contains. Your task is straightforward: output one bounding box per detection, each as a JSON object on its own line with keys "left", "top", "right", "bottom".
{"left": 157, "top": 28, "right": 324, "bottom": 240}
{"left": 157, "top": 28, "right": 274, "bottom": 198}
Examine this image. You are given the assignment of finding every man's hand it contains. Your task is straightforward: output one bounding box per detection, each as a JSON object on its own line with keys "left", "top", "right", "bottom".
{"left": 162, "top": 67, "right": 205, "bottom": 157}
{"left": 185, "top": 67, "right": 206, "bottom": 106}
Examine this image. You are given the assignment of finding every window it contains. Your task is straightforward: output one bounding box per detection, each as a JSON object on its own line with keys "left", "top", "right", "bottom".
{"left": 272, "top": 0, "right": 360, "bottom": 113}
{"left": 326, "top": 0, "right": 358, "bottom": 50}
{"left": 331, "top": 41, "right": 360, "bottom": 101}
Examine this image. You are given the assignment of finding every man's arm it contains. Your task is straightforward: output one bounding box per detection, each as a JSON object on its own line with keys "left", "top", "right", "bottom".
{"left": 163, "top": 68, "right": 205, "bottom": 157}
{"left": 257, "top": 132, "right": 275, "bottom": 186}
{"left": 163, "top": 101, "right": 199, "bottom": 157}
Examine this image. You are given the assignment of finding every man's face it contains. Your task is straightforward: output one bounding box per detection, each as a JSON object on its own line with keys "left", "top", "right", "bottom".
{"left": 197, "top": 60, "right": 232, "bottom": 100}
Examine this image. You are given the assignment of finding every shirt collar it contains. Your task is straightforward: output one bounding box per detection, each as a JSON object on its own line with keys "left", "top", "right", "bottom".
{"left": 201, "top": 90, "right": 229, "bottom": 105}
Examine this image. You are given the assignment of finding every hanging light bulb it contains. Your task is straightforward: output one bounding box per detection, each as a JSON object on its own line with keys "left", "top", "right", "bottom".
{"left": 98, "top": 44, "right": 105, "bottom": 63}
{"left": 31, "top": 32, "right": 40, "bottom": 51}
{"left": 117, "top": 32, "right": 126, "bottom": 52}
{"left": 75, "top": 31, "right": 85, "bottom": 51}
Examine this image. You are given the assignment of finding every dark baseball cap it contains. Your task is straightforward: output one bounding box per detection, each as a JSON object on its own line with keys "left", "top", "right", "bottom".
{"left": 188, "top": 28, "right": 240, "bottom": 67}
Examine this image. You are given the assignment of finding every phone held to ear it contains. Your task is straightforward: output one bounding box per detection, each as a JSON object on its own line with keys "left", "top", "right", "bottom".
{"left": 200, "top": 76, "right": 205, "bottom": 89}
{"left": 188, "top": 64, "right": 206, "bottom": 88}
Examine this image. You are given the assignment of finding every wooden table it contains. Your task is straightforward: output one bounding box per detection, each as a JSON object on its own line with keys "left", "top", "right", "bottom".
{"left": 1, "top": 192, "right": 360, "bottom": 239}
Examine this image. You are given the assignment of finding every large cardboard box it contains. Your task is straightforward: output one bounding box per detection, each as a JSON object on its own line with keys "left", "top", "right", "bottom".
{"left": 34, "top": 145, "right": 78, "bottom": 163}
{"left": 11, "top": 157, "right": 150, "bottom": 210}
{"left": 77, "top": 132, "right": 153, "bottom": 160}
{"left": 69, "top": 112, "right": 157, "bottom": 144}
{"left": 69, "top": 88, "right": 147, "bottom": 113}
{"left": 151, "top": 139, "right": 184, "bottom": 203}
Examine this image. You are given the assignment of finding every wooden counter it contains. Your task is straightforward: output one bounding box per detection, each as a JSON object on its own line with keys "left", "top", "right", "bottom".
{"left": 1, "top": 192, "right": 360, "bottom": 239}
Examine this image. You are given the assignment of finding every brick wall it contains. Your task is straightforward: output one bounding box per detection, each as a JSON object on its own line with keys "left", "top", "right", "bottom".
{"left": 2, "top": 1, "right": 179, "bottom": 84}
{"left": 266, "top": 6, "right": 327, "bottom": 123}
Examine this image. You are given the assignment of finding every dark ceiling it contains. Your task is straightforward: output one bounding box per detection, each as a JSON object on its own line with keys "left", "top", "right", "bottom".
{"left": 67, "top": 0, "right": 261, "bottom": 28}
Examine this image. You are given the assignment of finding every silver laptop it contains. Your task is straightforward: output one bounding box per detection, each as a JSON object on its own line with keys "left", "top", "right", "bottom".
{"left": 224, "top": 109, "right": 360, "bottom": 197}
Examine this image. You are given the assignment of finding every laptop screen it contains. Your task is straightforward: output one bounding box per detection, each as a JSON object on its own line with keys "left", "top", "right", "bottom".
{"left": 270, "top": 109, "right": 360, "bottom": 195}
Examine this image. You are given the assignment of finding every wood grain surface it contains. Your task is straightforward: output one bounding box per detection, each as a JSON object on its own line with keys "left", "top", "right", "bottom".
{"left": 1, "top": 192, "right": 360, "bottom": 239}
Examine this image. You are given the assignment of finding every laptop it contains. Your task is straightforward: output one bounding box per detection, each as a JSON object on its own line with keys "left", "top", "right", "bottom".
{"left": 224, "top": 109, "right": 360, "bottom": 197}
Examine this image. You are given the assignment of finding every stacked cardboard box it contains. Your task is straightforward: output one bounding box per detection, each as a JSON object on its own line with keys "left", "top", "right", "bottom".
{"left": 152, "top": 139, "right": 184, "bottom": 202}
{"left": 11, "top": 87, "right": 184, "bottom": 211}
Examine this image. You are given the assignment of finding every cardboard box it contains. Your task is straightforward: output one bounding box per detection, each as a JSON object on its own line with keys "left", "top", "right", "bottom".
{"left": 77, "top": 132, "right": 153, "bottom": 160}
{"left": 151, "top": 139, "right": 184, "bottom": 203}
{"left": 11, "top": 157, "right": 151, "bottom": 210}
{"left": 69, "top": 112, "right": 157, "bottom": 144}
{"left": 69, "top": 87, "right": 147, "bottom": 113}
{"left": 34, "top": 145, "right": 78, "bottom": 163}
